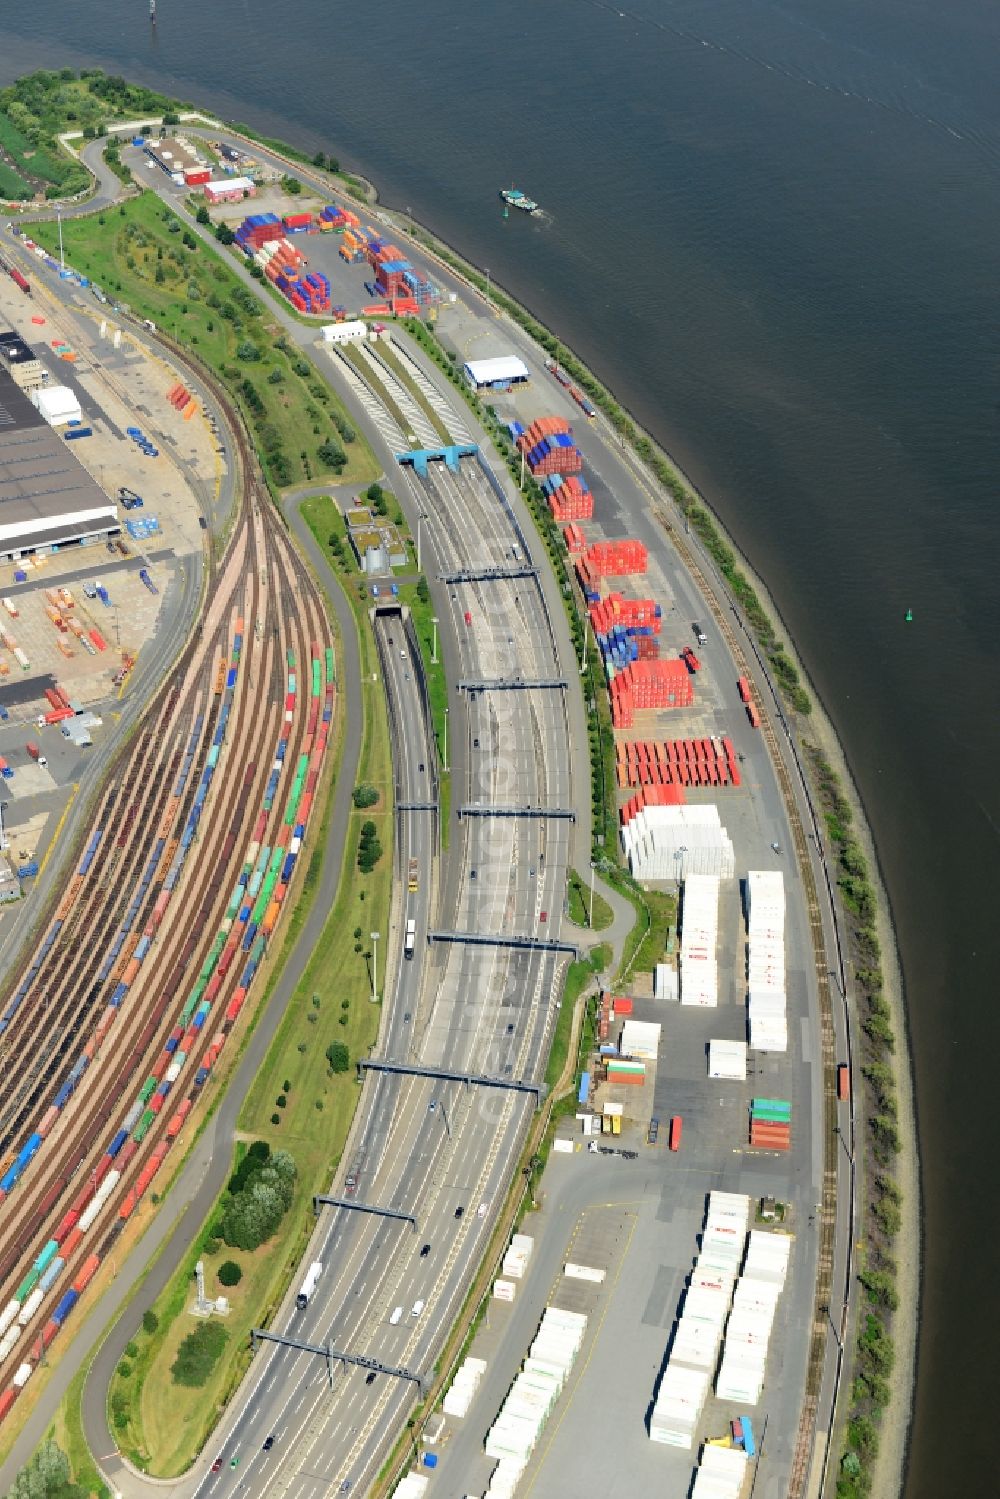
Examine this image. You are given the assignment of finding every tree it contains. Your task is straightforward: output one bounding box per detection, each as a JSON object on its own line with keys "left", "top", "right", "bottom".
{"left": 171, "top": 1321, "right": 228, "bottom": 1387}
{"left": 416, "top": 576, "right": 430, "bottom": 604}
{"left": 352, "top": 783, "right": 378, "bottom": 808}
{"left": 312, "top": 151, "right": 326, "bottom": 167}
{"left": 236, "top": 341, "right": 260, "bottom": 362}
{"left": 214, "top": 222, "right": 235, "bottom": 246}
{"left": 326, "top": 1042, "right": 349, "bottom": 1073}
{"left": 281, "top": 174, "right": 302, "bottom": 195}
{"left": 142, "top": 1308, "right": 159, "bottom": 1334}
{"left": 317, "top": 435, "right": 345, "bottom": 468}
{"left": 218, "top": 1260, "right": 242, "bottom": 1287}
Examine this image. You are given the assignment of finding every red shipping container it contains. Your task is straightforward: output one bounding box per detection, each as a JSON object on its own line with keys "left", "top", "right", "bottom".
{"left": 738, "top": 676, "right": 752, "bottom": 703}
{"left": 669, "top": 1116, "right": 683, "bottom": 1151}
{"left": 73, "top": 1253, "right": 101, "bottom": 1294}
{"left": 837, "top": 1063, "right": 851, "bottom": 1101}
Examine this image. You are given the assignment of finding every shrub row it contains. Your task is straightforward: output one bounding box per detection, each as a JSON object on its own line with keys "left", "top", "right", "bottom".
{"left": 806, "top": 744, "right": 902, "bottom": 1499}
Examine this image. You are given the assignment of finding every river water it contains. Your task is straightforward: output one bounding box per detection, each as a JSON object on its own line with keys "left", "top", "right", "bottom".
{"left": 2, "top": 3, "right": 999, "bottom": 1492}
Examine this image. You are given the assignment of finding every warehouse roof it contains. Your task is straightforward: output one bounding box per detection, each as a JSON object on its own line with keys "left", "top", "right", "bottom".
{"left": 463, "top": 355, "right": 530, "bottom": 387}
{"left": 0, "top": 372, "right": 117, "bottom": 542}
{"left": 0, "top": 331, "right": 38, "bottom": 368}
{"left": 144, "top": 136, "right": 202, "bottom": 173}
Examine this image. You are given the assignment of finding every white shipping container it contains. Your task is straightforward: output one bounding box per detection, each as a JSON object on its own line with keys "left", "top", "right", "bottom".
{"left": 12, "top": 1361, "right": 33, "bottom": 1388}
{"left": 17, "top": 1288, "right": 43, "bottom": 1327}
{"left": 563, "top": 1262, "right": 606, "bottom": 1283}
{"left": 0, "top": 1299, "right": 20, "bottom": 1338}
{"left": 493, "top": 1280, "right": 516, "bottom": 1302}
{"left": 0, "top": 1323, "right": 22, "bottom": 1360}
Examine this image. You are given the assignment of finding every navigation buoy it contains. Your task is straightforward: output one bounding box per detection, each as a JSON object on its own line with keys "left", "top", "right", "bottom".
{"left": 904, "top": 608, "right": 913, "bottom": 623}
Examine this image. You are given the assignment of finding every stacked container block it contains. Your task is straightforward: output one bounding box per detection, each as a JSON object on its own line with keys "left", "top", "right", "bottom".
{"left": 609, "top": 659, "right": 693, "bottom": 727}
{"left": 680, "top": 875, "right": 720, "bottom": 1008}
{"left": 715, "top": 1231, "right": 791, "bottom": 1404}
{"left": 649, "top": 1192, "right": 749, "bottom": 1448}
{"left": 542, "top": 473, "right": 593, "bottom": 522}
{"left": 615, "top": 736, "right": 741, "bottom": 790}
{"left": 747, "top": 870, "right": 786, "bottom": 1053}
{"left": 620, "top": 803, "right": 736, "bottom": 882}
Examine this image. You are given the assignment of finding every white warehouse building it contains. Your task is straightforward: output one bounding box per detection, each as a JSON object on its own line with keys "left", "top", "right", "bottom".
{"left": 0, "top": 370, "right": 118, "bottom": 560}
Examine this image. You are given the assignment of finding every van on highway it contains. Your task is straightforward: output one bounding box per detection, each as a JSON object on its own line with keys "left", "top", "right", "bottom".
{"left": 389, "top": 1306, "right": 403, "bottom": 1325}
{"left": 410, "top": 1300, "right": 425, "bottom": 1319}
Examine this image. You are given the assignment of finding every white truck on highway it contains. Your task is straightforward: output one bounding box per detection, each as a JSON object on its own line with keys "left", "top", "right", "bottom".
{"left": 296, "top": 1260, "right": 323, "bottom": 1309}
{"left": 404, "top": 918, "right": 416, "bottom": 959}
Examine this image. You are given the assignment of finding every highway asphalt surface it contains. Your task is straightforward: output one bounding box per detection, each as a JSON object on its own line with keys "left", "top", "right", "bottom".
{"left": 180, "top": 443, "right": 578, "bottom": 1496}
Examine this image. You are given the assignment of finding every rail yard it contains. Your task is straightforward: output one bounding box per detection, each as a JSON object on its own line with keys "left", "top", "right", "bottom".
{"left": 0, "top": 444, "right": 335, "bottom": 1424}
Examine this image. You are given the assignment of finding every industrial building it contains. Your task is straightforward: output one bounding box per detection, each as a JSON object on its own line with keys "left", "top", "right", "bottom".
{"left": 463, "top": 355, "right": 530, "bottom": 392}
{"left": 143, "top": 136, "right": 209, "bottom": 184}
{"left": 0, "top": 370, "right": 118, "bottom": 559}
{"left": 204, "top": 177, "right": 256, "bottom": 205}
{"left": 0, "top": 332, "right": 46, "bottom": 393}
{"left": 344, "top": 503, "right": 407, "bottom": 575}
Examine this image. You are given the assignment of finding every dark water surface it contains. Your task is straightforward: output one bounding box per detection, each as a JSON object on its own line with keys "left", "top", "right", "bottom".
{"left": 3, "top": 3, "right": 1000, "bottom": 1492}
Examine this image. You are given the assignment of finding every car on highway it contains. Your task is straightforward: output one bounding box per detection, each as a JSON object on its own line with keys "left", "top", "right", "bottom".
{"left": 365, "top": 1371, "right": 377, "bottom": 1385}
{"left": 390, "top": 1305, "right": 403, "bottom": 1325}
{"left": 345, "top": 1173, "right": 359, "bottom": 1196}
{"left": 454, "top": 1205, "right": 464, "bottom": 1219}
{"left": 411, "top": 1300, "right": 425, "bottom": 1318}
{"left": 693, "top": 621, "right": 708, "bottom": 645}
{"left": 473, "top": 737, "right": 480, "bottom": 748}
{"left": 420, "top": 1243, "right": 431, "bottom": 1257}
{"left": 419, "top": 762, "right": 424, "bottom": 772}
{"left": 464, "top": 610, "right": 472, "bottom": 625}
{"left": 211, "top": 1459, "right": 223, "bottom": 1473}
{"left": 263, "top": 1436, "right": 275, "bottom": 1452}
{"left": 540, "top": 910, "right": 548, "bottom": 922}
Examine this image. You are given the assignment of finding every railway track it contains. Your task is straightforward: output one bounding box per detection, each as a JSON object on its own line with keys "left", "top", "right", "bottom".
{"left": 0, "top": 367, "right": 337, "bottom": 1425}
{"left": 659, "top": 521, "right": 839, "bottom": 1496}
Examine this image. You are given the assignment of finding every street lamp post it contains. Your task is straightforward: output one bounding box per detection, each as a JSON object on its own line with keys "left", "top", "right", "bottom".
{"left": 57, "top": 211, "right": 64, "bottom": 272}
{"left": 675, "top": 845, "right": 688, "bottom": 887}
{"left": 431, "top": 617, "right": 439, "bottom": 664}
{"left": 369, "top": 931, "right": 380, "bottom": 1003}
{"left": 416, "top": 511, "right": 428, "bottom": 572}
{"left": 589, "top": 862, "right": 596, "bottom": 929}
{"left": 485, "top": 268, "right": 491, "bottom": 310}
{"left": 442, "top": 706, "right": 449, "bottom": 773}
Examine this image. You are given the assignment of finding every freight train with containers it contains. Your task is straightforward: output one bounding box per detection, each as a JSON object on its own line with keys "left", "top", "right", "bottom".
{"left": 0, "top": 500, "right": 336, "bottom": 1421}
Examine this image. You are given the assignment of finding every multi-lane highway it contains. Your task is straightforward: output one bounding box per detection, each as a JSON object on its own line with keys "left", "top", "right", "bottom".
{"left": 188, "top": 446, "right": 574, "bottom": 1498}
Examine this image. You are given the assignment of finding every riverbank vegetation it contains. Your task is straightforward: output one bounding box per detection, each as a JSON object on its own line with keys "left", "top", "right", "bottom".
{"left": 806, "top": 744, "right": 901, "bottom": 1497}
{"left": 28, "top": 193, "right": 376, "bottom": 492}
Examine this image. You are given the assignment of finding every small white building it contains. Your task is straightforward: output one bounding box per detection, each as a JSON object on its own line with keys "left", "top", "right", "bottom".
{"left": 463, "top": 355, "right": 530, "bottom": 391}
{"left": 321, "top": 320, "right": 368, "bottom": 346}
{"left": 31, "top": 385, "right": 82, "bottom": 428}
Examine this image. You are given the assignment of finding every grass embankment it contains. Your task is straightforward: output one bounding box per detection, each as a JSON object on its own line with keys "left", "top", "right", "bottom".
{"left": 397, "top": 581, "right": 451, "bottom": 835}
{"left": 806, "top": 745, "right": 903, "bottom": 1497}
{"left": 376, "top": 343, "right": 452, "bottom": 444}
{"left": 28, "top": 192, "right": 377, "bottom": 492}
{"left": 0, "top": 69, "right": 183, "bottom": 202}
{"left": 606, "top": 868, "right": 676, "bottom": 985}
{"left": 565, "top": 868, "right": 613, "bottom": 932}
{"left": 106, "top": 554, "right": 391, "bottom": 1476}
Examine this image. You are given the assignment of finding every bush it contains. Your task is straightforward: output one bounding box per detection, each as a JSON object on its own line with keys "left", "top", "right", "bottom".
{"left": 218, "top": 1260, "right": 242, "bottom": 1287}
{"left": 171, "top": 1321, "right": 228, "bottom": 1388}
{"left": 236, "top": 340, "right": 260, "bottom": 362}
{"left": 203, "top": 1237, "right": 221, "bottom": 1256}
{"left": 326, "top": 1042, "right": 349, "bottom": 1073}
{"left": 117, "top": 1361, "right": 132, "bottom": 1379}
{"left": 142, "top": 1308, "right": 159, "bottom": 1334}
{"left": 352, "top": 783, "right": 378, "bottom": 808}
{"left": 318, "top": 435, "right": 346, "bottom": 469}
